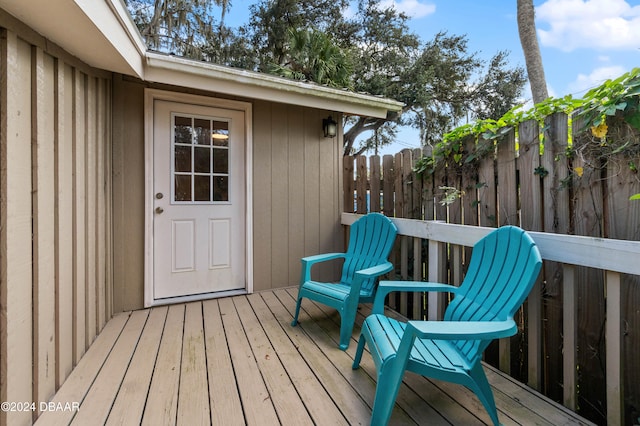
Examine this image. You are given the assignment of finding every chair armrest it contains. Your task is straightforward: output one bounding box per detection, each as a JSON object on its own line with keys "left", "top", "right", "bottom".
{"left": 406, "top": 319, "right": 518, "bottom": 340}
{"left": 300, "top": 253, "right": 346, "bottom": 283}
{"left": 372, "top": 280, "right": 459, "bottom": 314}
{"left": 355, "top": 261, "right": 394, "bottom": 279}
{"left": 347, "top": 261, "right": 395, "bottom": 300}
{"left": 301, "top": 252, "right": 346, "bottom": 264}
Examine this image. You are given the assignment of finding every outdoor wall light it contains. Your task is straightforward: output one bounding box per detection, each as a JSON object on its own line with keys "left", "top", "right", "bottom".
{"left": 323, "top": 115, "right": 337, "bottom": 138}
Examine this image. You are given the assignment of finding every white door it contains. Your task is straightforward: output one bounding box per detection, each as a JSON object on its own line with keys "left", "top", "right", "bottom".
{"left": 152, "top": 100, "right": 246, "bottom": 300}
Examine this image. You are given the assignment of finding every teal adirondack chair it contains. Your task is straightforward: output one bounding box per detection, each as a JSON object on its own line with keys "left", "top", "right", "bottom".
{"left": 353, "top": 225, "right": 542, "bottom": 425}
{"left": 291, "top": 213, "right": 397, "bottom": 350}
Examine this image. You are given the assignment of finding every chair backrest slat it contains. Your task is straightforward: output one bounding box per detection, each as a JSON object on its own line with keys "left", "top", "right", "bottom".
{"left": 341, "top": 213, "right": 397, "bottom": 295}
{"left": 444, "top": 226, "right": 542, "bottom": 362}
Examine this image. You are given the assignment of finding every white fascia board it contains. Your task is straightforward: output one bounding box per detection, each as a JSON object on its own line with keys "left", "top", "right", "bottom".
{"left": 144, "top": 53, "right": 404, "bottom": 118}
{"left": 0, "top": 0, "right": 144, "bottom": 77}
{"left": 73, "top": 0, "right": 145, "bottom": 76}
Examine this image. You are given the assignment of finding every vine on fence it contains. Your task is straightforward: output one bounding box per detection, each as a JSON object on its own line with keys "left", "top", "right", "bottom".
{"left": 414, "top": 68, "right": 640, "bottom": 181}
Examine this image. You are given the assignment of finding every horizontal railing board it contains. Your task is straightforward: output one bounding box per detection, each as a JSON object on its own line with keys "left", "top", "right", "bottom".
{"left": 342, "top": 213, "right": 640, "bottom": 276}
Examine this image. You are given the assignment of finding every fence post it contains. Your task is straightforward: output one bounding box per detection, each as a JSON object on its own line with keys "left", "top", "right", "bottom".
{"left": 356, "top": 155, "right": 368, "bottom": 214}
{"left": 519, "top": 119, "right": 543, "bottom": 390}
{"left": 478, "top": 144, "right": 497, "bottom": 227}
{"left": 496, "top": 128, "right": 518, "bottom": 375}
{"left": 543, "top": 112, "right": 570, "bottom": 402}
{"left": 370, "top": 155, "right": 381, "bottom": 212}
{"left": 573, "top": 117, "right": 607, "bottom": 423}
{"left": 343, "top": 155, "right": 354, "bottom": 213}
{"left": 382, "top": 155, "right": 395, "bottom": 217}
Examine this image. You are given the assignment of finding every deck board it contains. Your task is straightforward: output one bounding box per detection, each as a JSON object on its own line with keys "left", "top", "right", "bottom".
{"left": 273, "top": 289, "right": 421, "bottom": 425}
{"left": 71, "top": 309, "right": 149, "bottom": 425}
{"left": 202, "top": 299, "right": 244, "bottom": 426}
{"left": 270, "top": 289, "right": 381, "bottom": 425}
{"left": 234, "top": 295, "right": 314, "bottom": 425}
{"left": 218, "top": 297, "right": 280, "bottom": 426}
{"left": 245, "top": 293, "right": 348, "bottom": 426}
{"left": 106, "top": 306, "right": 167, "bottom": 425}
{"left": 141, "top": 304, "right": 184, "bottom": 426}
{"left": 177, "top": 302, "right": 210, "bottom": 425}
{"left": 35, "top": 312, "right": 129, "bottom": 426}
{"left": 286, "top": 288, "right": 453, "bottom": 426}
{"left": 35, "top": 288, "right": 594, "bottom": 426}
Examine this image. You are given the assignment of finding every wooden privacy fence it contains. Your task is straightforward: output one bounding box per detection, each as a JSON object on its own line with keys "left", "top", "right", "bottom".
{"left": 343, "top": 113, "right": 640, "bottom": 425}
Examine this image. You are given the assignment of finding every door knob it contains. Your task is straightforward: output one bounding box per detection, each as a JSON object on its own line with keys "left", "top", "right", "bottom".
{"left": 155, "top": 207, "right": 164, "bottom": 214}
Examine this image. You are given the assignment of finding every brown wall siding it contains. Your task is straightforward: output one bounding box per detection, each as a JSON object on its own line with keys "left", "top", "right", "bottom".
{"left": 112, "top": 75, "right": 146, "bottom": 312}
{"left": 0, "top": 23, "right": 112, "bottom": 425}
{"left": 252, "top": 100, "right": 343, "bottom": 291}
{"left": 111, "top": 79, "right": 344, "bottom": 311}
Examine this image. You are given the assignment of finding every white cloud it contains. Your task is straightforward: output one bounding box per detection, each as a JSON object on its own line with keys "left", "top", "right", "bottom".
{"left": 379, "top": 0, "right": 436, "bottom": 18}
{"left": 567, "top": 65, "right": 627, "bottom": 94}
{"left": 536, "top": 0, "right": 640, "bottom": 51}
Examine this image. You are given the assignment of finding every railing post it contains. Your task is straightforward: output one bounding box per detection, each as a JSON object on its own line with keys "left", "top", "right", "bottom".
{"left": 412, "top": 237, "right": 423, "bottom": 320}
{"left": 563, "top": 264, "right": 577, "bottom": 410}
{"left": 427, "top": 239, "right": 444, "bottom": 321}
{"left": 606, "top": 271, "right": 623, "bottom": 425}
{"left": 499, "top": 338, "right": 511, "bottom": 375}
{"left": 527, "top": 281, "right": 542, "bottom": 390}
{"left": 399, "top": 235, "right": 409, "bottom": 317}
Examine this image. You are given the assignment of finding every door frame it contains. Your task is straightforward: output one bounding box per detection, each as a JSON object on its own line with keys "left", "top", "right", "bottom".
{"left": 143, "top": 89, "right": 253, "bottom": 307}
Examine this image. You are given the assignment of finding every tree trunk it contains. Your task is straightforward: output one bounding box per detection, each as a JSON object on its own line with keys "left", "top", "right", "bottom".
{"left": 517, "top": 0, "right": 549, "bottom": 105}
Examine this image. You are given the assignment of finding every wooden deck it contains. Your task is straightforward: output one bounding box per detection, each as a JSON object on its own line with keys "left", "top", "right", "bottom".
{"left": 35, "top": 288, "right": 593, "bottom": 426}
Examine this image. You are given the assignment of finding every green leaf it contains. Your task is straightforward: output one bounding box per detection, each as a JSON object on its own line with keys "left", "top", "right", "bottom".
{"left": 624, "top": 112, "right": 640, "bottom": 131}
{"left": 630, "top": 193, "right": 640, "bottom": 201}
{"left": 626, "top": 86, "right": 640, "bottom": 96}
{"left": 604, "top": 104, "right": 618, "bottom": 116}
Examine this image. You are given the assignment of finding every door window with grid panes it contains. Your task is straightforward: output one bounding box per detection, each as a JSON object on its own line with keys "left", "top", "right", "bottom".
{"left": 172, "top": 115, "right": 230, "bottom": 203}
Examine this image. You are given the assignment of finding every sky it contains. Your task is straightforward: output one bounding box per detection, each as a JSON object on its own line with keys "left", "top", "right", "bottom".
{"left": 224, "top": 0, "right": 640, "bottom": 154}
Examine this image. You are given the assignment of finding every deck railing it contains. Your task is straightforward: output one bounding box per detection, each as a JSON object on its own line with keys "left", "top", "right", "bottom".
{"left": 342, "top": 212, "right": 640, "bottom": 426}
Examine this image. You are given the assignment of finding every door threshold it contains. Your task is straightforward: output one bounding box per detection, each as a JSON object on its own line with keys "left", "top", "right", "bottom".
{"left": 148, "top": 289, "right": 248, "bottom": 307}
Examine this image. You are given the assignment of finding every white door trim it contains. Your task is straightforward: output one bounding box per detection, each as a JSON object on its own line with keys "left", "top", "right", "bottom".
{"left": 144, "top": 89, "right": 253, "bottom": 307}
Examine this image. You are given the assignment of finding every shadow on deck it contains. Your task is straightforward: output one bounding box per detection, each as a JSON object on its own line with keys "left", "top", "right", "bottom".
{"left": 35, "top": 288, "right": 593, "bottom": 425}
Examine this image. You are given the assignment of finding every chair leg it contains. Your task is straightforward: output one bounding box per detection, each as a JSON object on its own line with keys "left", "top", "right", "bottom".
{"left": 338, "top": 309, "right": 357, "bottom": 350}
{"left": 468, "top": 363, "right": 500, "bottom": 426}
{"left": 291, "top": 296, "right": 302, "bottom": 327}
{"left": 370, "top": 361, "right": 405, "bottom": 426}
{"left": 352, "top": 334, "right": 367, "bottom": 369}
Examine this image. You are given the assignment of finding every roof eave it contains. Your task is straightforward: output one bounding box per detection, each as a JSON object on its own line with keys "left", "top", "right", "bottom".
{"left": 0, "top": 0, "right": 145, "bottom": 77}
{"left": 144, "top": 52, "right": 404, "bottom": 118}
{"left": 0, "top": 0, "right": 403, "bottom": 117}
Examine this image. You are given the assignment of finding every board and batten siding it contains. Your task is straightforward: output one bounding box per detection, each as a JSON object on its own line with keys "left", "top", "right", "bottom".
{"left": 111, "top": 75, "right": 146, "bottom": 313}
{"left": 1, "top": 21, "right": 112, "bottom": 425}
{"left": 111, "top": 78, "right": 344, "bottom": 312}
{"left": 252, "top": 100, "right": 344, "bottom": 290}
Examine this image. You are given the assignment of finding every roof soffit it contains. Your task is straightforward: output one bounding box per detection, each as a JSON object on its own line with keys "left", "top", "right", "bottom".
{"left": 144, "top": 53, "right": 404, "bottom": 118}
{"left": 0, "top": 0, "right": 144, "bottom": 76}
